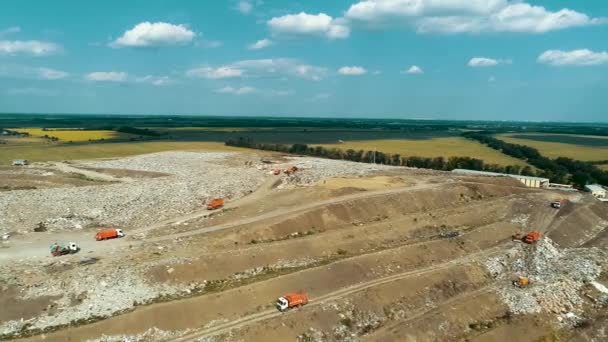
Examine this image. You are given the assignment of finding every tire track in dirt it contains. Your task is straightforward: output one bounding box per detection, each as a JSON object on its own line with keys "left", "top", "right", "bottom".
{"left": 171, "top": 245, "right": 504, "bottom": 342}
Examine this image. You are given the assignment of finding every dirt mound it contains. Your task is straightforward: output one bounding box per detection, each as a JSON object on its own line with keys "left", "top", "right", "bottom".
{"left": 548, "top": 200, "right": 608, "bottom": 247}
{"left": 241, "top": 182, "right": 532, "bottom": 242}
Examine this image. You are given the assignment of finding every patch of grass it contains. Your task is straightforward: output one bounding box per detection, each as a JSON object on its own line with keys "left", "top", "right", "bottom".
{"left": 498, "top": 133, "right": 608, "bottom": 161}
{"left": 315, "top": 137, "right": 529, "bottom": 167}
{"left": 13, "top": 128, "right": 135, "bottom": 142}
{"left": 0, "top": 141, "right": 244, "bottom": 165}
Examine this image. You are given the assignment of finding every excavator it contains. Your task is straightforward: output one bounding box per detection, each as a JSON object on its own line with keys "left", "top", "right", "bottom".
{"left": 512, "top": 231, "right": 541, "bottom": 244}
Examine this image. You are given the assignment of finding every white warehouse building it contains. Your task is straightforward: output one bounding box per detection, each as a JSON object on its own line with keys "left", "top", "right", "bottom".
{"left": 585, "top": 184, "right": 607, "bottom": 199}
{"left": 451, "top": 169, "right": 550, "bottom": 188}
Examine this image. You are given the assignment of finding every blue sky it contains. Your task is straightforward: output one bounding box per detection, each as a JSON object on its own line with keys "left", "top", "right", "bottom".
{"left": 0, "top": 0, "right": 607, "bottom": 122}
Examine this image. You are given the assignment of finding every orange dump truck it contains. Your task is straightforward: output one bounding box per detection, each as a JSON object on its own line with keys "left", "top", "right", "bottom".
{"left": 207, "top": 198, "right": 224, "bottom": 210}
{"left": 276, "top": 292, "right": 309, "bottom": 311}
{"left": 95, "top": 228, "right": 125, "bottom": 241}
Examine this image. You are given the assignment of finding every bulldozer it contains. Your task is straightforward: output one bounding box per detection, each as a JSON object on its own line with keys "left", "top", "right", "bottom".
{"left": 50, "top": 242, "right": 80, "bottom": 257}
{"left": 513, "top": 276, "right": 530, "bottom": 288}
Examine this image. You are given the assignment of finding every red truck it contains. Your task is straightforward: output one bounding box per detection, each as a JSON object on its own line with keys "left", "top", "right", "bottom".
{"left": 95, "top": 228, "right": 125, "bottom": 241}
{"left": 276, "top": 292, "right": 309, "bottom": 311}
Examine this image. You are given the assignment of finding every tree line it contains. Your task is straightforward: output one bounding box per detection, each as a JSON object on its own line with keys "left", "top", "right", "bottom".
{"left": 225, "top": 137, "right": 533, "bottom": 175}
{"left": 462, "top": 132, "right": 608, "bottom": 188}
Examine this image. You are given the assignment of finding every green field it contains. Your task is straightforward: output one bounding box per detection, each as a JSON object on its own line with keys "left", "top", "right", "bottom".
{"left": 499, "top": 133, "right": 608, "bottom": 161}
{"left": 0, "top": 127, "right": 535, "bottom": 167}
{"left": 316, "top": 137, "right": 530, "bottom": 167}
{"left": 0, "top": 139, "right": 243, "bottom": 165}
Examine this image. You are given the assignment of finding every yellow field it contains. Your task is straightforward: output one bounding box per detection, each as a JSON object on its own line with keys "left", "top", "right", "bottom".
{"left": 498, "top": 133, "right": 608, "bottom": 161}
{"left": 315, "top": 137, "right": 530, "bottom": 167}
{"left": 14, "top": 128, "right": 135, "bottom": 142}
{"left": 0, "top": 141, "right": 244, "bottom": 165}
{"left": 599, "top": 165, "right": 608, "bottom": 171}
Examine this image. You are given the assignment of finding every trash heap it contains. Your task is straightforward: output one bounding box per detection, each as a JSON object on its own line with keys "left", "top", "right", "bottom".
{"left": 485, "top": 237, "right": 605, "bottom": 318}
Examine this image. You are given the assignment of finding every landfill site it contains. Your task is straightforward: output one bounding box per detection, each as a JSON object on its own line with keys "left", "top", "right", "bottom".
{"left": 1, "top": 150, "right": 608, "bottom": 342}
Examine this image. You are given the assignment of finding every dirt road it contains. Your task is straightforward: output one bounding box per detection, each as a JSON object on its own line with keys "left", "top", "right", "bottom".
{"left": 0, "top": 179, "right": 442, "bottom": 263}
{"left": 171, "top": 244, "right": 503, "bottom": 341}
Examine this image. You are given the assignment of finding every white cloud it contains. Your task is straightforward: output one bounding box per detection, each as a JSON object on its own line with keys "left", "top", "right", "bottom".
{"left": 403, "top": 65, "right": 423, "bottom": 74}
{"left": 201, "top": 40, "right": 222, "bottom": 48}
{"left": 0, "top": 40, "right": 61, "bottom": 56}
{"left": 538, "top": 49, "right": 608, "bottom": 66}
{"left": 468, "top": 57, "right": 499, "bottom": 67}
{"left": 85, "top": 71, "right": 128, "bottom": 82}
{"left": 0, "top": 26, "right": 20, "bottom": 37}
{"left": 345, "top": 0, "right": 606, "bottom": 34}
{"left": 237, "top": 1, "right": 253, "bottom": 14}
{"left": 0, "top": 64, "right": 68, "bottom": 80}
{"left": 268, "top": 12, "right": 350, "bottom": 39}
{"left": 186, "top": 66, "right": 244, "bottom": 79}
{"left": 111, "top": 22, "right": 195, "bottom": 48}
{"left": 248, "top": 38, "right": 274, "bottom": 50}
{"left": 338, "top": 66, "right": 368, "bottom": 75}
{"left": 188, "top": 59, "right": 327, "bottom": 81}
{"left": 38, "top": 67, "right": 69, "bottom": 80}
{"left": 136, "top": 75, "right": 173, "bottom": 86}
{"left": 216, "top": 86, "right": 257, "bottom": 95}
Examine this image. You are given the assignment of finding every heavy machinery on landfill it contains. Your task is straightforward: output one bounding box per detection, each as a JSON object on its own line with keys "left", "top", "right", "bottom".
{"left": 512, "top": 231, "right": 541, "bottom": 244}
{"left": 207, "top": 198, "right": 224, "bottom": 210}
{"left": 276, "top": 292, "right": 309, "bottom": 311}
{"left": 50, "top": 242, "right": 80, "bottom": 257}
{"left": 284, "top": 166, "right": 298, "bottom": 175}
{"left": 513, "top": 276, "right": 531, "bottom": 288}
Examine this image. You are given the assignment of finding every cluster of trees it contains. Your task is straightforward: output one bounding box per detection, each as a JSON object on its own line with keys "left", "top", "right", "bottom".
{"left": 225, "top": 137, "right": 531, "bottom": 174}
{"left": 116, "top": 126, "right": 164, "bottom": 136}
{"left": 463, "top": 132, "right": 608, "bottom": 187}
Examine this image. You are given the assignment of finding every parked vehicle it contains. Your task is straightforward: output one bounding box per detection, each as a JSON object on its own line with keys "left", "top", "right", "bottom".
{"left": 50, "top": 242, "right": 80, "bottom": 256}
{"left": 276, "top": 292, "right": 309, "bottom": 311}
{"left": 12, "top": 159, "right": 29, "bottom": 166}
{"left": 551, "top": 199, "right": 565, "bottom": 209}
{"left": 207, "top": 198, "right": 224, "bottom": 210}
{"left": 95, "top": 228, "right": 125, "bottom": 241}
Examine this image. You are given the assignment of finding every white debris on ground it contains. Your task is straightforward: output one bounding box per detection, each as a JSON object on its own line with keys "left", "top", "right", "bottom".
{"left": 0, "top": 259, "right": 193, "bottom": 337}
{"left": 509, "top": 214, "right": 530, "bottom": 226}
{"left": 272, "top": 156, "right": 399, "bottom": 188}
{"left": 91, "top": 327, "right": 188, "bottom": 342}
{"left": 485, "top": 237, "right": 605, "bottom": 318}
{"left": 0, "top": 152, "right": 266, "bottom": 233}
{"left": 299, "top": 300, "right": 385, "bottom": 342}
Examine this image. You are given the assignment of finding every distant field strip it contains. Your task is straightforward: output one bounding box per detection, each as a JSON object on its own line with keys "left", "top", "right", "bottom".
{"left": 0, "top": 141, "right": 243, "bottom": 165}
{"left": 498, "top": 133, "right": 608, "bottom": 161}
{"left": 315, "top": 137, "right": 529, "bottom": 167}
{"left": 600, "top": 165, "right": 608, "bottom": 171}
{"left": 14, "top": 128, "right": 135, "bottom": 142}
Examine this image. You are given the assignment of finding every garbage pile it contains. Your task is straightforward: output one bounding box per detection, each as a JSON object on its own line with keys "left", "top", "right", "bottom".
{"left": 485, "top": 237, "right": 606, "bottom": 317}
